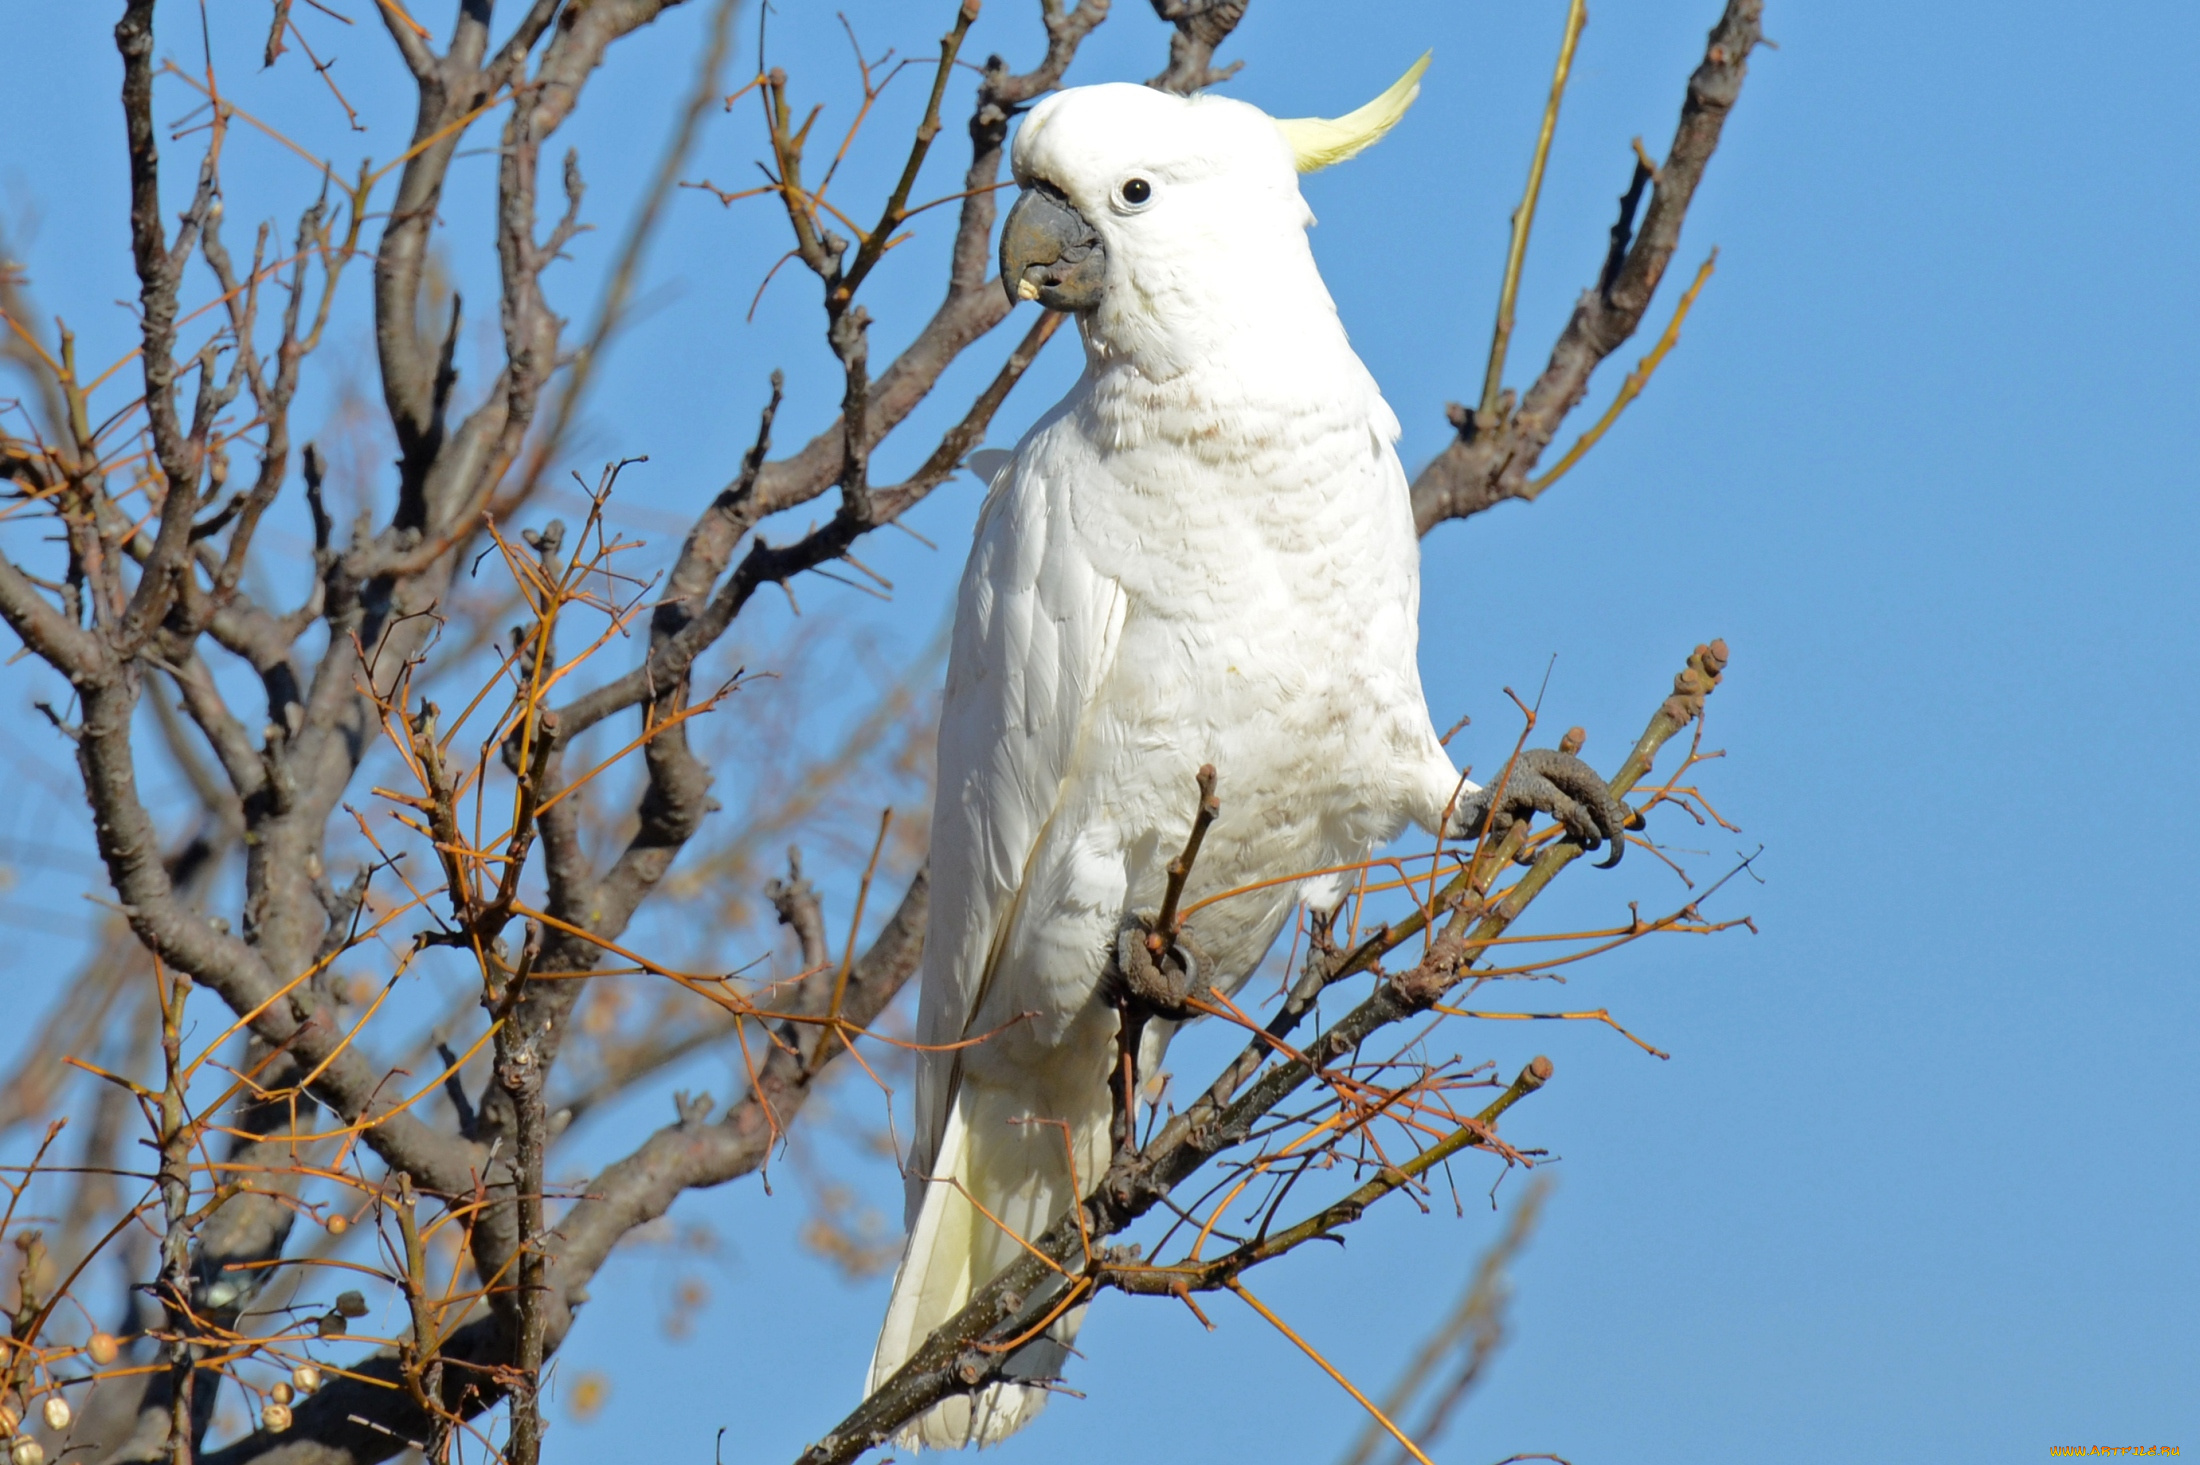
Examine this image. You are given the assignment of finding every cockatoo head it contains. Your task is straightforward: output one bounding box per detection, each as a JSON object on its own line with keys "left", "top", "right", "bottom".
{"left": 1001, "top": 58, "right": 1427, "bottom": 366}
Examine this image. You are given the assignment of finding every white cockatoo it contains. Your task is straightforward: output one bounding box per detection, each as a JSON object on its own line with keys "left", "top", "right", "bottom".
{"left": 869, "top": 59, "right": 1625, "bottom": 1447}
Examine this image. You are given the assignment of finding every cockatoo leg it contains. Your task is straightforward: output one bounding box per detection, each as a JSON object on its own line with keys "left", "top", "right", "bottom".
{"left": 1450, "top": 747, "right": 1640, "bottom": 868}
{"left": 1100, "top": 922, "right": 1211, "bottom": 1153}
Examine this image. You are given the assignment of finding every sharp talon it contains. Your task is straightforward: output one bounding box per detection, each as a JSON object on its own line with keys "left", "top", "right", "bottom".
{"left": 1111, "top": 922, "right": 1203, "bottom": 1022}
{"left": 1456, "top": 746, "right": 1631, "bottom": 868}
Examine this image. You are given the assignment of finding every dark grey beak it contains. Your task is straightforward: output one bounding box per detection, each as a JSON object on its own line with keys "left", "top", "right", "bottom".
{"left": 999, "top": 183, "right": 1106, "bottom": 312}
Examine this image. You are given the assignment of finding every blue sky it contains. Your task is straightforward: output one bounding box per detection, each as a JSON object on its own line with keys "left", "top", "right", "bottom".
{"left": 2, "top": 1, "right": 2195, "bottom": 1462}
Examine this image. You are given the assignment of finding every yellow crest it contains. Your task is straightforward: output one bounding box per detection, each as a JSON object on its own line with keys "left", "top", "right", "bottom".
{"left": 1273, "top": 53, "right": 1431, "bottom": 173}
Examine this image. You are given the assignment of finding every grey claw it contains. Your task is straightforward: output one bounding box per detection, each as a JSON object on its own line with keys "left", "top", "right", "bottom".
{"left": 1450, "top": 747, "right": 1632, "bottom": 868}
{"left": 1104, "top": 921, "right": 1208, "bottom": 1021}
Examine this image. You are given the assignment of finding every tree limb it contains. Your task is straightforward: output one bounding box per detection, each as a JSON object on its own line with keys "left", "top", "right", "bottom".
{"left": 198, "top": 868, "right": 930, "bottom": 1465}
{"left": 1410, "top": 0, "right": 1762, "bottom": 532}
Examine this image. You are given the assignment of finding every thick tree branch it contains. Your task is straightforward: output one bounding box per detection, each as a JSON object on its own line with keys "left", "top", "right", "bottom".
{"left": 373, "top": 9, "right": 497, "bottom": 517}
{"left": 0, "top": 554, "right": 101, "bottom": 678}
{"left": 114, "top": 1, "right": 222, "bottom": 652}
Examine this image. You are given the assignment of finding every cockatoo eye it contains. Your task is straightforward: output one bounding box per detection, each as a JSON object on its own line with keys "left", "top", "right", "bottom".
{"left": 1118, "top": 177, "right": 1152, "bottom": 207}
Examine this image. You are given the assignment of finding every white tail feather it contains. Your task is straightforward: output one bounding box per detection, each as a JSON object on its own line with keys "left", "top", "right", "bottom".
{"left": 869, "top": 1076, "right": 1110, "bottom": 1448}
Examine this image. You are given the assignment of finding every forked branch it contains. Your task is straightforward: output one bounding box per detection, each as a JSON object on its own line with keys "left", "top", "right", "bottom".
{"left": 1413, "top": 0, "right": 1763, "bottom": 530}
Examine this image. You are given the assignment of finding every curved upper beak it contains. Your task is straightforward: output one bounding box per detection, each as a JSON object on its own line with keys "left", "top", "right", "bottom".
{"left": 999, "top": 183, "right": 1107, "bottom": 312}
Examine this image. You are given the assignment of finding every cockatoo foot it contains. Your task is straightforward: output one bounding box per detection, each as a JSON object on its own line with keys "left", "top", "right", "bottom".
{"left": 1450, "top": 747, "right": 1639, "bottom": 868}
{"left": 1105, "top": 922, "right": 1210, "bottom": 1023}
{"left": 1102, "top": 922, "right": 1209, "bottom": 1154}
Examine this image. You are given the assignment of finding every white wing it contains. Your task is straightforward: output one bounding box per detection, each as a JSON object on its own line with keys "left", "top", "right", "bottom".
{"left": 906, "top": 426, "right": 1128, "bottom": 1219}
{"left": 964, "top": 447, "right": 1015, "bottom": 485}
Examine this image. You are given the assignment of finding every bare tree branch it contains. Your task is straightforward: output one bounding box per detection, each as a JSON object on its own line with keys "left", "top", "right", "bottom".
{"left": 0, "top": 7, "right": 1759, "bottom": 1464}
{"left": 802, "top": 642, "right": 1733, "bottom": 1460}
{"left": 553, "top": 309, "right": 1063, "bottom": 742}
{"left": 198, "top": 869, "right": 930, "bottom": 1465}
{"left": 1411, "top": 0, "right": 1763, "bottom": 531}
{"left": 1146, "top": 0, "right": 1247, "bottom": 94}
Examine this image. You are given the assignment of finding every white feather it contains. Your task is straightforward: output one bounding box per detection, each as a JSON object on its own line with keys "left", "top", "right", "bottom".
{"left": 963, "top": 447, "right": 1015, "bottom": 486}
{"left": 870, "top": 80, "right": 1471, "bottom": 1448}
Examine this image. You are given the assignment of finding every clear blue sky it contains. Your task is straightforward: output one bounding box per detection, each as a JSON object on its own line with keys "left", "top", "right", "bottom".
{"left": 2, "top": 2, "right": 2194, "bottom": 1462}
